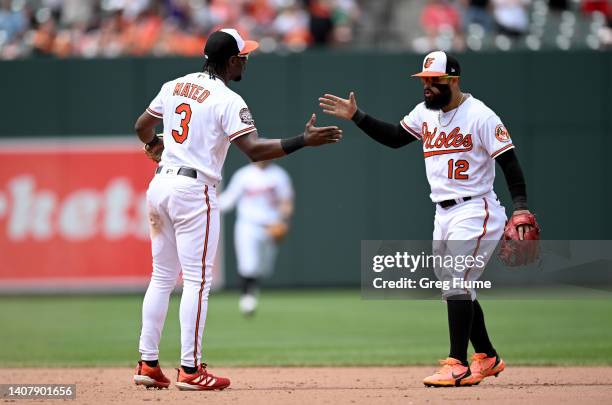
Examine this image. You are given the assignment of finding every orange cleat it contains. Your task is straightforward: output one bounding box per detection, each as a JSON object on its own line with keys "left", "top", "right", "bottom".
{"left": 423, "top": 357, "right": 479, "bottom": 387}
{"left": 468, "top": 353, "right": 506, "bottom": 381}
{"left": 133, "top": 360, "right": 171, "bottom": 389}
{"left": 175, "top": 363, "right": 231, "bottom": 391}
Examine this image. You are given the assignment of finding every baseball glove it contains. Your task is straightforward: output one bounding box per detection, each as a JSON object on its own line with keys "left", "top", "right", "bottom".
{"left": 498, "top": 212, "right": 541, "bottom": 267}
{"left": 144, "top": 134, "right": 164, "bottom": 163}
{"left": 267, "top": 222, "right": 289, "bottom": 243}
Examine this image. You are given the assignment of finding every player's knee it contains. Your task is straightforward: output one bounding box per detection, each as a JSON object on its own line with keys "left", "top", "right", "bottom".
{"left": 181, "top": 271, "right": 213, "bottom": 286}
{"left": 150, "top": 271, "right": 179, "bottom": 288}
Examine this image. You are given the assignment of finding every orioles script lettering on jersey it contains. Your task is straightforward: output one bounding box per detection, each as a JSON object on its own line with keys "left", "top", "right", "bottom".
{"left": 172, "top": 82, "right": 211, "bottom": 103}
{"left": 421, "top": 123, "right": 473, "bottom": 158}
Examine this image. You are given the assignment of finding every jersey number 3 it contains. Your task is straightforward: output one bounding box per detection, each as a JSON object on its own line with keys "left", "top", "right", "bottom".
{"left": 172, "top": 103, "right": 192, "bottom": 144}
{"left": 448, "top": 159, "right": 469, "bottom": 180}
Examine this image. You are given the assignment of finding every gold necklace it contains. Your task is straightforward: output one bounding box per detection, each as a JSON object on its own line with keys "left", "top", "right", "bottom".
{"left": 438, "top": 94, "right": 465, "bottom": 127}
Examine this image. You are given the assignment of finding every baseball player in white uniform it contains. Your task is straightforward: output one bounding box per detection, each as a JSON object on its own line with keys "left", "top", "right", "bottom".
{"left": 132, "top": 28, "right": 342, "bottom": 391}
{"left": 219, "top": 161, "right": 294, "bottom": 316}
{"left": 319, "top": 51, "right": 536, "bottom": 387}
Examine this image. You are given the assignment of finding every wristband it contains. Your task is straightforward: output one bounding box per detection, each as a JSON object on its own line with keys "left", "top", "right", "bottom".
{"left": 281, "top": 135, "right": 306, "bottom": 155}
{"left": 512, "top": 197, "right": 529, "bottom": 211}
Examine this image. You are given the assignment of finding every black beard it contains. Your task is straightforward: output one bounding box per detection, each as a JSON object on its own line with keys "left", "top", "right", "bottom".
{"left": 235, "top": 75, "right": 242, "bottom": 82}
{"left": 424, "top": 83, "right": 452, "bottom": 110}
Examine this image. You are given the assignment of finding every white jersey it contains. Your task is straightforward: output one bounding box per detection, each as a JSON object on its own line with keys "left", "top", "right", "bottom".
{"left": 146, "top": 72, "right": 257, "bottom": 182}
{"left": 219, "top": 163, "right": 294, "bottom": 225}
{"left": 401, "top": 94, "right": 514, "bottom": 203}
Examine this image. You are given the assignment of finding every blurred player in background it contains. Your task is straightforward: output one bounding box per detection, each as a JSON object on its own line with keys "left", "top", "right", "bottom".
{"left": 220, "top": 161, "right": 294, "bottom": 317}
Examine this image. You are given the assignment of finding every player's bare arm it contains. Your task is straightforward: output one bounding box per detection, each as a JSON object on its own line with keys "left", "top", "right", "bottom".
{"left": 134, "top": 112, "right": 161, "bottom": 144}
{"left": 134, "top": 111, "right": 164, "bottom": 162}
{"left": 233, "top": 113, "right": 342, "bottom": 162}
{"left": 279, "top": 198, "right": 294, "bottom": 222}
{"left": 319, "top": 92, "right": 415, "bottom": 149}
{"left": 266, "top": 196, "right": 294, "bottom": 243}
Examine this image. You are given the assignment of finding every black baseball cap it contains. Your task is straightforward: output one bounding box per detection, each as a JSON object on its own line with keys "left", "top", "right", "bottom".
{"left": 204, "top": 28, "right": 259, "bottom": 62}
{"left": 412, "top": 51, "right": 461, "bottom": 78}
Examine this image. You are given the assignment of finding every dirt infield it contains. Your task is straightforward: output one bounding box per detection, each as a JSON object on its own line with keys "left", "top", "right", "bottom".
{"left": 1, "top": 366, "right": 611, "bottom": 404}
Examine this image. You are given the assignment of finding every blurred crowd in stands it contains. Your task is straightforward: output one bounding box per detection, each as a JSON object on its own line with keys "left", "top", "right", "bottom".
{"left": 0, "top": 0, "right": 360, "bottom": 59}
{"left": 0, "top": 0, "right": 609, "bottom": 59}
{"left": 415, "top": 0, "right": 611, "bottom": 51}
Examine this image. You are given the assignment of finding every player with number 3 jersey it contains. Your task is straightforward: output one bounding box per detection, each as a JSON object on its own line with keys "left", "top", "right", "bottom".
{"left": 132, "top": 28, "right": 342, "bottom": 391}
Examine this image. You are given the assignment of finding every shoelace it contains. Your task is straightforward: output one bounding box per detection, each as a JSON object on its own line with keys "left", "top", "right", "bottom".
{"left": 177, "top": 364, "right": 207, "bottom": 381}
{"left": 198, "top": 363, "right": 210, "bottom": 376}
{"left": 436, "top": 358, "right": 460, "bottom": 374}
{"left": 471, "top": 354, "right": 496, "bottom": 373}
{"left": 471, "top": 353, "right": 488, "bottom": 361}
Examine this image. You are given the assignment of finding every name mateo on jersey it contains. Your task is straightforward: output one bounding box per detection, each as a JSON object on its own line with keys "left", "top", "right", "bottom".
{"left": 421, "top": 123, "right": 473, "bottom": 158}
{"left": 173, "top": 82, "right": 210, "bottom": 103}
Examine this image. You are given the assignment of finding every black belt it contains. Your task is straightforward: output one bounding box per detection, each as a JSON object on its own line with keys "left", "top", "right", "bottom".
{"left": 438, "top": 196, "right": 471, "bottom": 209}
{"left": 155, "top": 166, "right": 197, "bottom": 179}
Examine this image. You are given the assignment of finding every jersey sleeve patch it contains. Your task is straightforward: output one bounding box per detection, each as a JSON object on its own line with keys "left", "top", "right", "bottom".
{"left": 491, "top": 143, "right": 514, "bottom": 158}
{"left": 400, "top": 119, "right": 422, "bottom": 140}
{"left": 146, "top": 107, "right": 163, "bottom": 119}
{"left": 239, "top": 108, "right": 255, "bottom": 125}
{"left": 229, "top": 126, "right": 256, "bottom": 142}
{"left": 495, "top": 124, "right": 511, "bottom": 143}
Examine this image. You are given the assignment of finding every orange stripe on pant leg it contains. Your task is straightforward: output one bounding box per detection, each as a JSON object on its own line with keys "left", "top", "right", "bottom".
{"left": 473, "top": 198, "right": 489, "bottom": 257}
{"left": 193, "top": 185, "right": 211, "bottom": 367}
{"left": 464, "top": 198, "right": 489, "bottom": 286}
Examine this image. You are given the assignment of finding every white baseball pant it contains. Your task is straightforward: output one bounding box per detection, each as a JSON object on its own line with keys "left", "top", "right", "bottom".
{"left": 234, "top": 220, "right": 278, "bottom": 279}
{"left": 433, "top": 191, "right": 506, "bottom": 300}
{"left": 138, "top": 169, "right": 219, "bottom": 367}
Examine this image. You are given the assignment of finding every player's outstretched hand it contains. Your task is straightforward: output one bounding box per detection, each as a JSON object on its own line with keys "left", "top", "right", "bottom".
{"left": 318, "top": 92, "right": 358, "bottom": 120}
{"left": 303, "top": 113, "right": 343, "bottom": 146}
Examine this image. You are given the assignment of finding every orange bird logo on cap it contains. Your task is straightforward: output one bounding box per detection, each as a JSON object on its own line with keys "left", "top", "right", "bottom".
{"left": 424, "top": 57, "right": 435, "bottom": 68}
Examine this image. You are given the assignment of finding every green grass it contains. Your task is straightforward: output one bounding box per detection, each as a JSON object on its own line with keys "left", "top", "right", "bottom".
{"left": 0, "top": 290, "right": 611, "bottom": 367}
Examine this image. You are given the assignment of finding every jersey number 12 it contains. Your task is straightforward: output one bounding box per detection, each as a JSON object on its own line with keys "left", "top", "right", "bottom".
{"left": 172, "top": 103, "right": 192, "bottom": 144}
{"left": 447, "top": 159, "right": 469, "bottom": 180}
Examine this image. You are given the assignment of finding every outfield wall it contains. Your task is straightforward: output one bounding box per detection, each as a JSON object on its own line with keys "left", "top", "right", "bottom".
{"left": 0, "top": 139, "right": 225, "bottom": 292}
{"left": 0, "top": 51, "right": 610, "bottom": 289}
